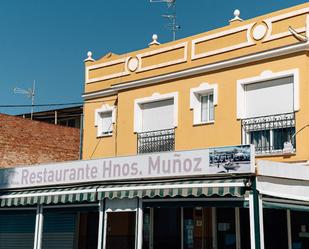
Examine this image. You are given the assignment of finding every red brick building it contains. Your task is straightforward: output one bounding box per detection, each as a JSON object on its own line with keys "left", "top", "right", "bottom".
{"left": 0, "top": 113, "right": 80, "bottom": 168}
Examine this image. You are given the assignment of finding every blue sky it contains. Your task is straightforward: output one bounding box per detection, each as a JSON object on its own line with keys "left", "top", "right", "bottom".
{"left": 0, "top": 0, "right": 307, "bottom": 114}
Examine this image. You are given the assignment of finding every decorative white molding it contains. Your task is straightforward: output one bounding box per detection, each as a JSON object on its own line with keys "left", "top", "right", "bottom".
{"left": 127, "top": 57, "right": 140, "bottom": 72}
{"left": 236, "top": 68, "right": 300, "bottom": 119}
{"left": 86, "top": 58, "right": 130, "bottom": 84}
{"left": 134, "top": 92, "right": 178, "bottom": 133}
{"left": 190, "top": 83, "right": 218, "bottom": 125}
{"left": 82, "top": 42, "right": 309, "bottom": 100}
{"left": 95, "top": 104, "right": 117, "bottom": 137}
{"left": 191, "top": 24, "right": 255, "bottom": 60}
{"left": 136, "top": 42, "right": 188, "bottom": 72}
{"left": 263, "top": 7, "right": 309, "bottom": 42}
{"left": 252, "top": 24, "right": 268, "bottom": 40}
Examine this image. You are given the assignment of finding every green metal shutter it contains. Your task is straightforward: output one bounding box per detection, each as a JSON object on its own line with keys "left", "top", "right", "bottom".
{"left": 0, "top": 211, "right": 36, "bottom": 249}
{"left": 41, "top": 212, "right": 77, "bottom": 249}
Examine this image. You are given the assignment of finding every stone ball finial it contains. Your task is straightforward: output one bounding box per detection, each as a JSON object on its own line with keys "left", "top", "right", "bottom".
{"left": 84, "top": 50, "right": 95, "bottom": 62}
{"left": 149, "top": 34, "right": 160, "bottom": 46}
{"left": 152, "top": 34, "right": 158, "bottom": 42}
{"left": 229, "top": 9, "right": 243, "bottom": 23}
{"left": 234, "top": 9, "right": 240, "bottom": 18}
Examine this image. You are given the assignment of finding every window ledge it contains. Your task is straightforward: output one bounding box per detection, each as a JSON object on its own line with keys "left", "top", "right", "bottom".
{"left": 193, "top": 120, "right": 215, "bottom": 126}
{"left": 255, "top": 152, "right": 296, "bottom": 157}
{"left": 97, "top": 133, "right": 113, "bottom": 138}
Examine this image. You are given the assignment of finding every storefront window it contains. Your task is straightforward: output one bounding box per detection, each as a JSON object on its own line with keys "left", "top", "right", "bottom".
{"left": 105, "top": 212, "right": 136, "bottom": 249}
{"left": 143, "top": 208, "right": 152, "bottom": 249}
{"left": 291, "top": 211, "right": 309, "bottom": 249}
{"left": 263, "top": 209, "right": 288, "bottom": 249}
{"left": 216, "top": 208, "right": 236, "bottom": 249}
{"left": 239, "top": 208, "right": 251, "bottom": 249}
{"left": 42, "top": 209, "right": 98, "bottom": 249}
{"left": 183, "top": 207, "right": 213, "bottom": 249}
{"left": 153, "top": 208, "right": 181, "bottom": 249}
{"left": 142, "top": 205, "right": 249, "bottom": 249}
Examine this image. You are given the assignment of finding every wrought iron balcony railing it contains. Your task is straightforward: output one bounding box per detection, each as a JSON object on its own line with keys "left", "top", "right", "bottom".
{"left": 242, "top": 112, "right": 296, "bottom": 154}
{"left": 137, "top": 128, "right": 175, "bottom": 154}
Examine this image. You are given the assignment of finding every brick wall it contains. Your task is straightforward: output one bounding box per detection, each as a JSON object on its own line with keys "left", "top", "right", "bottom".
{"left": 0, "top": 114, "right": 80, "bottom": 168}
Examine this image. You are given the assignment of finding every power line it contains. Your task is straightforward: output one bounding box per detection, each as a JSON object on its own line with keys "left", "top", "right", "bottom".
{"left": 0, "top": 99, "right": 116, "bottom": 108}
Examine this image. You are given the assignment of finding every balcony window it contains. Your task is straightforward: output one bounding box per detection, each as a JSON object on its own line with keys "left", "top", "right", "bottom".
{"left": 242, "top": 113, "right": 295, "bottom": 154}
{"left": 134, "top": 92, "right": 178, "bottom": 154}
{"left": 237, "top": 70, "right": 299, "bottom": 154}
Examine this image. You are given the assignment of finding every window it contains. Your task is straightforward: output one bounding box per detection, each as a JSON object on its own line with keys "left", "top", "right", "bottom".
{"left": 242, "top": 113, "right": 295, "bottom": 154}
{"left": 190, "top": 83, "right": 218, "bottom": 125}
{"left": 134, "top": 92, "right": 178, "bottom": 133}
{"left": 201, "top": 93, "right": 214, "bottom": 123}
{"left": 101, "top": 111, "right": 113, "bottom": 135}
{"left": 238, "top": 70, "right": 298, "bottom": 154}
{"left": 237, "top": 69, "right": 299, "bottom": 119}
{"left": 134, "top": 93, "right": 178, "bottom": 154}
{"left": 95, "top": 104, "right": 116, "bottom": 137}
{"left": 141, "top": 99, "right": 174, "bottom": 132}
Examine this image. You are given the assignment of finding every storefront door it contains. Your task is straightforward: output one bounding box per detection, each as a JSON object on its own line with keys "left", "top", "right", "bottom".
{"left": 103, "top": 198, "right": 139, "bottom": 249}
{"left": 105, "top": 212, "right": 136, "bottom": 249}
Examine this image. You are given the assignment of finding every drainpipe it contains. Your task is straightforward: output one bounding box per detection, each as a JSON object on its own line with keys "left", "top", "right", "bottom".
{"left": 79, "top": 112, "right": 84, "bottom": 160}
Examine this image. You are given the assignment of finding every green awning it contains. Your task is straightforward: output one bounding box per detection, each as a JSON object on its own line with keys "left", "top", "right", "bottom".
{"left": 97, "top": 178, "right": 247, "bottom": 199}
{"left": 0, "top": 178, "right": 248, "bottom": 207}
{"left": 0, "top": 185, "right": 98, "bottom": 207}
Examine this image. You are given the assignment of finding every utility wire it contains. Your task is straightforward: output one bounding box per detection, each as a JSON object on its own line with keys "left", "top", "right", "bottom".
{"left": 0, "top": 98, "right": 117, "bottom": 108}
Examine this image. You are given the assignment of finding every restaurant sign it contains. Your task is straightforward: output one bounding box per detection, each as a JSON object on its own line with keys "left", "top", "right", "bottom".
{"left": 0, "top": 145, "right": 254, "bottom": 189}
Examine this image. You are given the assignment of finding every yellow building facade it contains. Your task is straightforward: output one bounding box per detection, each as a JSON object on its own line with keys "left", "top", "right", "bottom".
{"left": 2, "top": 4, "right": 309, "bottom": 249}
{"left": 82, "top": 3, "right": 309, "bottom": 164}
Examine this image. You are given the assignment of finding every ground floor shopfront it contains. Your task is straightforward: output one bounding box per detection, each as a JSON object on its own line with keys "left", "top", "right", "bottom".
{"left": 0, "top": 178, "right": 308, "bottom": 249}
{"left": 0, "top": 177, "right": 254, "bottom": 249}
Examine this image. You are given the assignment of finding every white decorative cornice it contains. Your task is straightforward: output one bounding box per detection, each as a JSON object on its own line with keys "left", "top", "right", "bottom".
{"left": 82, "top": 41, "right": 309, "bottom": 100}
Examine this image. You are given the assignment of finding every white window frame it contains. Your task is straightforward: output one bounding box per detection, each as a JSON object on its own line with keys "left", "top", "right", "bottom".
{"left": 236, "top": 69, "right": 299, "bottom": 119}
{"left": 134, "top": 92, "right": 178, "bottom": 133}
{"left": 190, "top": 83, "right": 218, "bottom": 125}
{"left": 94, "top": 104, "right": 116, "bottom": 137}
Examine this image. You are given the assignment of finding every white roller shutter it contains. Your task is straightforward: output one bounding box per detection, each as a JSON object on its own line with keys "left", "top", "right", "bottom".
{"left": 101, "top": 112, "right": 113, "bottom": 134}
{"left": 245, "top": 76, "right": 294, "bottom": 118}
{"left": 141, "top": 99, "right": 174, "bottom": 132}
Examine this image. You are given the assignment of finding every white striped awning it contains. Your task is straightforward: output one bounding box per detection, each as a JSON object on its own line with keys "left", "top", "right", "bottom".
{"left": 0, "top": 178, "right": 248, "bottom": 207}
{"left": 97, "top": 178, "right": 247, "bottom": 199}
{"left": 0, "top": 185, "right": 98, "bottom": 207}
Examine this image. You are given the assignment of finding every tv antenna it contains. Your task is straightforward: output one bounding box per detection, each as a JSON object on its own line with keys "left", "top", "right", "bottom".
{"left": 150, "top": 0, "right": 180, "bottom": 41}
{"left": 14, "top": 80, "right": 36, "bottom": 120}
